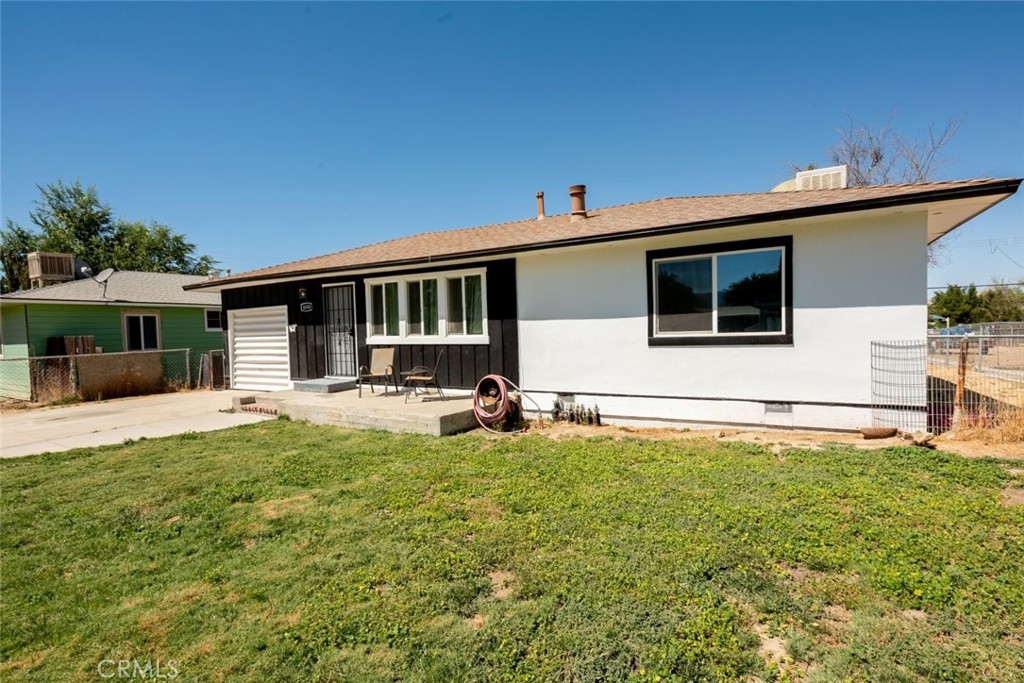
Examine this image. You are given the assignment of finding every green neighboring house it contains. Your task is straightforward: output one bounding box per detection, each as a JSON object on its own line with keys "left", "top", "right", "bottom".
{"left": 0, "top": 272, "right": 223, "bottom": 400}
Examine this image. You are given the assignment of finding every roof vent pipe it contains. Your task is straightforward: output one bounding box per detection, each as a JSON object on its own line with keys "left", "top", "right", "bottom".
{"left": 536, "top": 191, "right": 546, "bottom": 220}
{"left": 569, "top": 184, "right": 587, "bottom": 222}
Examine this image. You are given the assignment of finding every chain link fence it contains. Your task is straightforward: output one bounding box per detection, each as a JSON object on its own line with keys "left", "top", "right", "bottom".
{"left": 872, "top": 330, "right": 1024, "bottom": 440}
{"left": 0, "top": 348, "right": 201, "bottom": 403}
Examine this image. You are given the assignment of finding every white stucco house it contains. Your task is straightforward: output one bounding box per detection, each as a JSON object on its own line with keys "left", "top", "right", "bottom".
{"left": 186, "top": 173, "right": 1020, "bottom": 430}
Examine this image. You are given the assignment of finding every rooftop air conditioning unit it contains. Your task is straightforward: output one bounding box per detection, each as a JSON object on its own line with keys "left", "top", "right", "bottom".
{"left": 27, "top": 252, "right": 76, "bottom": 289}
{"left": 795, "top": 165, "right": 848, "bottom": 191}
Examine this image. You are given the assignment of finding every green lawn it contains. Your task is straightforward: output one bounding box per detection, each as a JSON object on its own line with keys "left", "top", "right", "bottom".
{"left": 2, "top": 421, "right": 1023, "bottom": 682}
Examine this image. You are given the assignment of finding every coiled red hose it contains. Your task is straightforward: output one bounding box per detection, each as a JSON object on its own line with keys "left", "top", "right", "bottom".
{"left": 473, "top": 374, "right": 513, "bottom": 432}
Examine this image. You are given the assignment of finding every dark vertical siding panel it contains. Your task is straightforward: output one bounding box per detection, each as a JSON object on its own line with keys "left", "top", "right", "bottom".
{"left": 289, "top": 327, "right": 300, "bottom": 379}
{"left": 462, "top": 346, "right": 477, "bottom": 388}
{"left": 447, "top": 346, "right": 460, "bottom": 388}
{"left": 475, "top": 345, "right": 489, "bottom": 384}
{"left": 314, "top": 324, "right": 326, "bottom": 378}
{"left": 502, "top": 318, "right": 519, "bottom": 385}
{"left": 398, "top": 346, "right": 411, "bottom": 377}
{"left": 488, "top": 319, "right": 504, "bottom": 378}
{"left": 299, "top": 326, "right": 310, "bottom": 379}
{"left": 305, "top": 325, "right": 317, "bottom": 379}
{"left": 411, "top": 345, "right": 424, "bottom": 372}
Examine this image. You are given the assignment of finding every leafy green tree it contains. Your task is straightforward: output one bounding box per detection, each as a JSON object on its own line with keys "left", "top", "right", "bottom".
{"left": 929, "top": 284, "right": 981, "bottom": 325}
{"left": 30, "top": 180, "right": 115, "bottom": 270}
{"left": 1, "top": 180, "right": 216, "bottom": 292}
{"left": 977, "top": 283, "right": 1024, "bottom": 322}
{"left": 0, "top": 220, "right": 41, "bottom": 293}
{"left": 106, "top": 220, "right": 216, "bottom": 275}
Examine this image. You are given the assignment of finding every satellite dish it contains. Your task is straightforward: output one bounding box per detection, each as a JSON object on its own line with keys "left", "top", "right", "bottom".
{"left": 94, "top": 268, "right": 115, "bottom": 284}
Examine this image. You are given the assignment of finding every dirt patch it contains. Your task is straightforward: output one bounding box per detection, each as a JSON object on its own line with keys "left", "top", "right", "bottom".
{"left": 488, "top": 570, "right": 518, "bottom": 600}
{"left": 818, "top": 604, "right": 853, "bottom": 647}
{"left": 467, "top": 496, "right": 504, "bottom": 523}
{"left": 824, "top": 604, "right": 852, "bottom": 623}
{"left": 464, "top": 614, "right": 487, "bottom": 630}
{"left": 901, "top": 609, "right": 929, "bottom": 621}
{"left": 0, "top": 651, "right": 46, "bottom": 673}
{"left": 753, "top": 623, "right": 789, "bottom": 666}
{"left": 282, "top": 610, "right": 303, "bottom": 627}
{"left": 163, "top": 515, "right": 181, "bottom": 526}
{"left": 138, "top": 609, "right": 175, "bottom": 640}
{"left": 999, "top": 487, "right": 1024, "bottom": 507}
{"left": 374, "top": 583, "right": 391, "bottom": 595}
{"left": 0, "top": 398, "right": 39, "bottom": 414}
{"left": 531, "top": 421, "right": 1024, "bottom": 460}
{"left": 259, "top": 494, "right": 311, "bottom": 519}
{"left": 121, "top": 596, "right": 146, "bottom": 609}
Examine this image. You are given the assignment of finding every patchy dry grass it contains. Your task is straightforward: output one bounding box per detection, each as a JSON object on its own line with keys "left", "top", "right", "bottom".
{"left": 2, "top": 422, "right": 1023, "bottom": 681}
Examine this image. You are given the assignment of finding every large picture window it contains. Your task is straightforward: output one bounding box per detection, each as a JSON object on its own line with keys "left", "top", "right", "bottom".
{"left": 647, "top": 237, "right": 792, "bottom": 346}
{"left": 365, "top": 268, "right": 487, "bottom": 344}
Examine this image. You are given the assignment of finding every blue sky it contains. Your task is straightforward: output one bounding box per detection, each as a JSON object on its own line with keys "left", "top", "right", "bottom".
{"left": 2, "top": 2, "right": 1022, "bottom": 290}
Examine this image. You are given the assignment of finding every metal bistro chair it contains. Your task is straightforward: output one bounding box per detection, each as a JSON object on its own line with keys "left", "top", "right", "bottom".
{"left": 401, "top": 348, "right": 446, "bottom": 403}
{"left": 358, "top": 347, "right": 399, "bottom": 397}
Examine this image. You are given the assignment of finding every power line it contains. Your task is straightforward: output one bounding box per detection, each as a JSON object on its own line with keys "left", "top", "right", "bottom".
{"left": 927, "top": 282, "right": 1024, "bottom": 290}
{"left": 993, "top": 246, "right": 1024, "bottom": 271}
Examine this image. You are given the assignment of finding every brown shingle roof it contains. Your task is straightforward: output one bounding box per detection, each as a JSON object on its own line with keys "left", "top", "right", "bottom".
{"left": 190, "top": 178, "right": 1021, "bottom": 289}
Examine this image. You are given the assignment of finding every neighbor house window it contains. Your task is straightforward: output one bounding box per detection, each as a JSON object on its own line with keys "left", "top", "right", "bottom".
{"left": 647, "top": 237, "right": 791, "bottom": 345}
{"left": 124, "top": 312, "right": 161, "bottom": 350}
{"left": 205, "top": 309, "right": 223, "bottom": 332}
{"left": 365, "top": 268, "right": 487, "bottom": 343}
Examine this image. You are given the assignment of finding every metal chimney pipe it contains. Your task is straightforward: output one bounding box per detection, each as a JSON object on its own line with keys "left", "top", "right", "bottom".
{"left": 536, "top": 191, "right": 546, "bottom": 220}
{"left": 569, "top": 184, "right": 587, "bottom": 221}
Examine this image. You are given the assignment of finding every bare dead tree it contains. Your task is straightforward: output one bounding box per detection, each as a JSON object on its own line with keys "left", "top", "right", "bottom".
{"left": 829, "top": 113, "right": 964, "bottom": 187}
{"left": 804, "top": 113, "right": 965, "bottom": 266}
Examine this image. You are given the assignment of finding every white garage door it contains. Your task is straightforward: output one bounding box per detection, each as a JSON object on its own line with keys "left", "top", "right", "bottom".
{"left": 229, "top": 306, "right": 291, "bottom": 391}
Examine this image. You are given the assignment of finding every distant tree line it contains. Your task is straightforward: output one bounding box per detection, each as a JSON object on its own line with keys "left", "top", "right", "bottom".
{"left": 929, "top": 283, "right": 1024, "bottom": 325}
{"left": 1, "top": 180, "right": 216, "bottom": 293}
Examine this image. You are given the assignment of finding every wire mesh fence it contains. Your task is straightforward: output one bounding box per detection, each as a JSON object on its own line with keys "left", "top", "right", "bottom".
{"left": 872, "top": 332, "right": 1024, "bottom": 440}
{"left": 870, "top": 340, "right": 927, "bottom": 433}
{"left": 0, "top": 348, "right": 202, "bottom": 403}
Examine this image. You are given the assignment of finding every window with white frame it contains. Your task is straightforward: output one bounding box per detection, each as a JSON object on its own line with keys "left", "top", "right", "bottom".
{"left": 205, "top": 309, "right": 223, "bottom": 332}
{"left": 124, "top": 312, "right": 161, "bottom": 350}
{"left": 647, "top": 237, "right": 791, "bottom": 345}
{"left": 365, "top": 268, "right": 487, "bottom": 343}
{"left": 406, "top": 278, "right": 439, "bottom": 336}
{"left": 446, "top": 274, "right": 484, "bottom": 336}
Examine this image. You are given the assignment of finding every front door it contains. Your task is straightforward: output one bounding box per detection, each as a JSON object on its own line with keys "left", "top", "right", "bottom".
{"left": 324, "top": 284, "right": 357, "bottom": 377}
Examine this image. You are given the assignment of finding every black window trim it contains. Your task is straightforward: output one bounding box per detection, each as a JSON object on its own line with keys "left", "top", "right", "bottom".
{"left": 646, "top": 235, "right": 793, "bottom": 346}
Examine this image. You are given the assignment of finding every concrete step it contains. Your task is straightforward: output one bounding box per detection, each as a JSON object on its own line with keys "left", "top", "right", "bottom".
{"left": 294, "top": 378, "right": 357, "bottom": 393}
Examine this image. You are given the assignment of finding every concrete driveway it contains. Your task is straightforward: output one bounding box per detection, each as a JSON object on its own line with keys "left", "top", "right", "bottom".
{"left": 1, "top": 391, "right": 271, "bottom": 459}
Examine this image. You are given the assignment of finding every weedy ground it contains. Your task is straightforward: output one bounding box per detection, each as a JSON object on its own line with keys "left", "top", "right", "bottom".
{"left": 2, "top": 421, "right": 1022, "bottom": 682}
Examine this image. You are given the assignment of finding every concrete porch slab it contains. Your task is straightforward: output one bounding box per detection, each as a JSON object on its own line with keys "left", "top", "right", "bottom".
{"left": 233, "top": 388, "right": 477, "bottom": 436}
